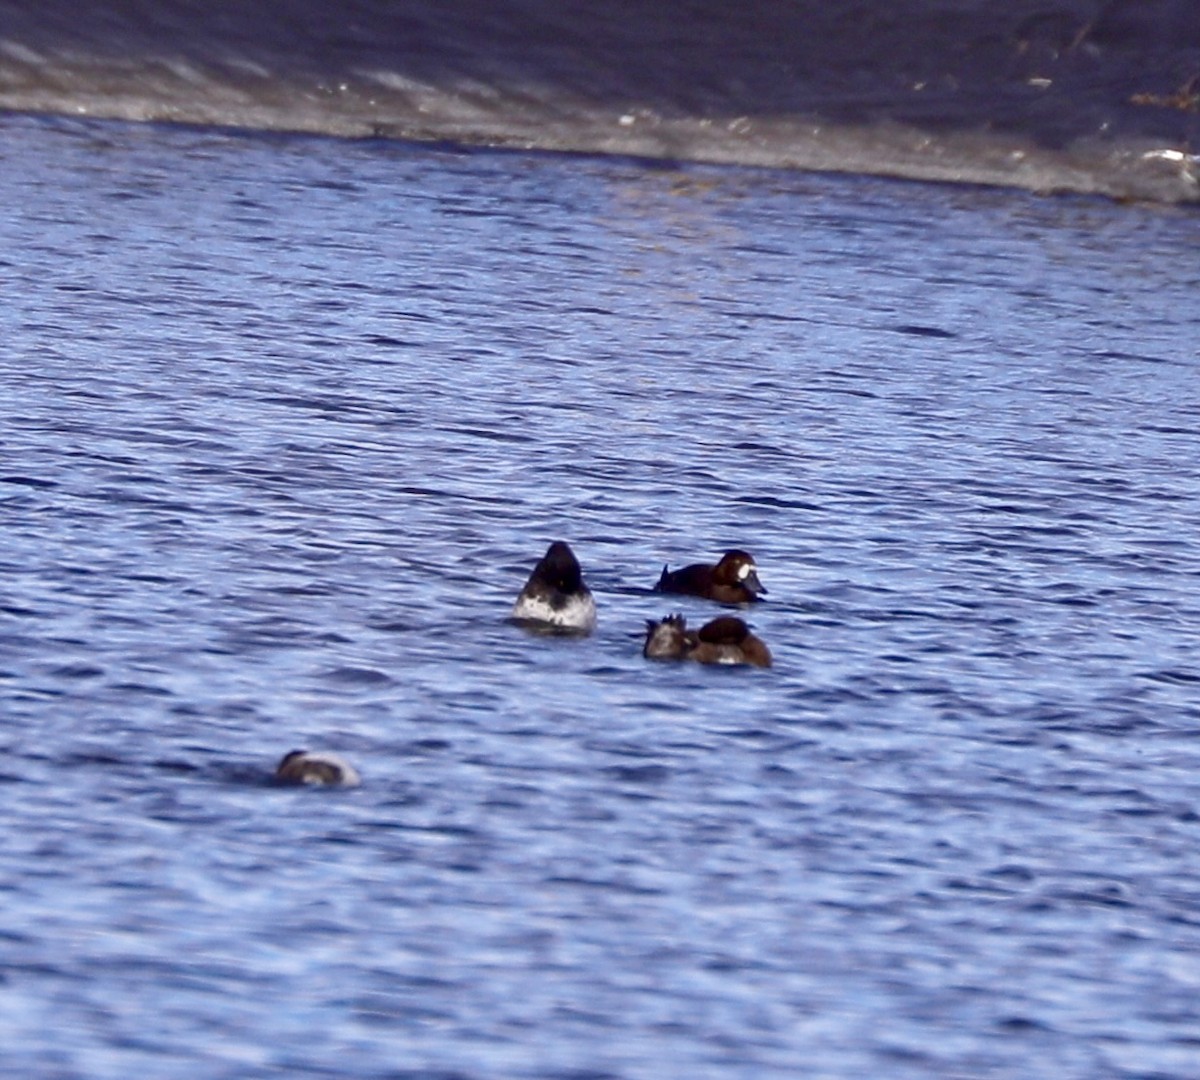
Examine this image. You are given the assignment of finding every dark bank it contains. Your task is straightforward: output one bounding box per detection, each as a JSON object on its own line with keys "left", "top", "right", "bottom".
{"left": 1, "top": 0, "right": 1198, "bottom": 200}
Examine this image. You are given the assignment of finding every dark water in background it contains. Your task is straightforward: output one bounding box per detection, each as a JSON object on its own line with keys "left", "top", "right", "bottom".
{"left": 3, "top": 111, "right": 1200, "bottom": 1078}
{"left": 1, "top": 0, "right": 1199, "bottom": 202}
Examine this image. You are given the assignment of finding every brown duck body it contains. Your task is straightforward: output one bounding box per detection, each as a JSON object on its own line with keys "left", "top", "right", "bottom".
{"left": 655, "top": 549, "right": 766, "bottom": 604}
{"left": 689, "top": 614, "right": 773, "bottom": 667}
{"left": 642, "top": 613, "right": 772, "bottom": 668}
{"left": 643, "top": 613, "right": 693, "bottom": 659}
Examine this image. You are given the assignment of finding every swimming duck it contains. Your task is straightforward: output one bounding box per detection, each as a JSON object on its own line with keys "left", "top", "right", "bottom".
{"left": 689, "top": 614, "right": 773, "bottom": 667}
{"left": 511, "top": 540, "right": 597, "bottom": 632}
{"left": 655, "top": 549, "right": 766, "bottom": 604}
{"left": 642, "top": 613, "right": 772, "bottom": 668}
{"left": 275, "top": 749, "right": 361, "bottom": 787}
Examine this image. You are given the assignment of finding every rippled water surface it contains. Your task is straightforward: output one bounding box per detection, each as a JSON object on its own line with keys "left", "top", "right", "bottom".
{"left": 3, "top": 114, "right": 1200, "bottom": 1079}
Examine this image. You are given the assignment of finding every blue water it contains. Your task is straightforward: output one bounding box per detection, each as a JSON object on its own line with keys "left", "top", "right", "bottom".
{"left": 2, "top": 113, "right": 1200, "bottom": 1079}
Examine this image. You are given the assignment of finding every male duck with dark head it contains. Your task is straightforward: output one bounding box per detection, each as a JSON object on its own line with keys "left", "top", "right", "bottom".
{"left": 511, "top": 540, "right": 597, "bottom": 633}
{"left": 655, "top": 549, "right": 767, "bottom": 605}
{"left": 643, "top": 613, "right": 772, "bottom": 668}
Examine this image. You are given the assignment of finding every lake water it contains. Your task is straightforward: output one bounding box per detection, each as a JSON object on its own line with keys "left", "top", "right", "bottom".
{"left": 2, "top": 113, "right": 1200, "bottom": 1078}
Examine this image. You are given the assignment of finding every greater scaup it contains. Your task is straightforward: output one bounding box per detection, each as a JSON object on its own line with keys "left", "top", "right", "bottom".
{"left": 511, "top": 540, "right": 597, "bottom": 633}
{"left": 642, "top": 613, "right": 772, "bottom": 668}
{"left": 275, "top": 749, "right": 361, "bottom": 787}
{"left": 655, "top": 549, "right": 766, "bottom": 604}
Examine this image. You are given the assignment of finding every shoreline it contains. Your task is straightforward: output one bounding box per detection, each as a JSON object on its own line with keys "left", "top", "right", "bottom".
{"left": 1, "top": 0, "right": 1197, "bottom": 202}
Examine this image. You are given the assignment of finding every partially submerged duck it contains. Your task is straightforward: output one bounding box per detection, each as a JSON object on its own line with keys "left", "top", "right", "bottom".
{"left": 655, "top": 549, "right": 766, "bottom": 604}
{"left": 275, "top": 749, "right": 361, "bottom": 788}
{"left": 642, "top": 613, "right": 772, "bottom": 668}
{"left": 643, "top": 612, "right": 692, "bottom": 660}
{"left": 511, "top": 540, "right": 597, "bottom": 633}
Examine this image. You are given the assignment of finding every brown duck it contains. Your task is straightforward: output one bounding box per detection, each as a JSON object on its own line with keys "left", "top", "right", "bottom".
{"left": 643, "top": 613, "right": 772, "bottom": 668}
{"left": 655, "top": 549, "right": 766, "bottom": 604}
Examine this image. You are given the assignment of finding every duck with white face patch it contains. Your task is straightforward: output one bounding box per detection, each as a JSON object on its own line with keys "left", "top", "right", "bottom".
{"left": 654, "top": 549, "right": 767, "bottom": 605}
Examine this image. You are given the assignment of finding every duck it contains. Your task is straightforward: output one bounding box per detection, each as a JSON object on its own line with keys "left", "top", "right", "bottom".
{"left": 642, "top": 613, "right": 772, "bottom": 668}
{"left": 642, "top": 612, "right": 692, "bottom": 660}
{"left": 654, "top": 549, "right": 766, "bottom": 604}
{"left": 689, "top": 614, "right": 773, "bottom": 667}
{"left": 275, "top": 749, "right": 361, "bottom": 787}
{"left": 511, "top": 540, "right": 597, "bottom": 633}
